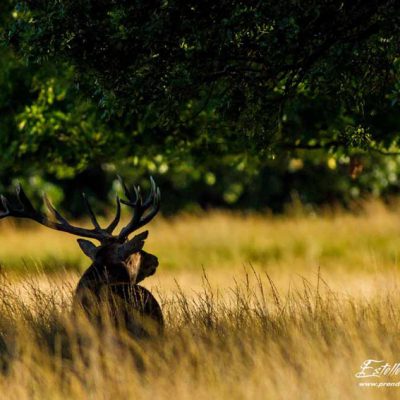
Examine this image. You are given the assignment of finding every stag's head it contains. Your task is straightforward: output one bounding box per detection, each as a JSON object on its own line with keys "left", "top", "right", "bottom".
{"left": 0, "top": 176, "right": 161, "bottom": 283}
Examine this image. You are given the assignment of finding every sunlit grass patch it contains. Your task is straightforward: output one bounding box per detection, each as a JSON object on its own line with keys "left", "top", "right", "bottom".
{"left": 2, "top": 201, "right": 400, "bottom": 275}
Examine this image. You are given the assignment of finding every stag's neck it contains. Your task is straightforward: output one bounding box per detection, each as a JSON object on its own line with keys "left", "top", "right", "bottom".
{"left": 76, "top": 262, "right": 131, "bottom": 291}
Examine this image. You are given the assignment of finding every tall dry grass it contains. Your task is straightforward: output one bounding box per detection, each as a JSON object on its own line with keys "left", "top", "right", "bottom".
{"left": 0, "top": 270, "right": 398, "bottom": 399}
{"left": 0, "top": 202, "right": 400, "bottom": 398}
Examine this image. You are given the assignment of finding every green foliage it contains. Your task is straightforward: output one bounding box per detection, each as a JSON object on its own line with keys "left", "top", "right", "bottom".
{"left": 1, "top": 1, "right": 400, "bottom": 213}
{"left": 8, "top": 0, "right": 400, "bottom": 156}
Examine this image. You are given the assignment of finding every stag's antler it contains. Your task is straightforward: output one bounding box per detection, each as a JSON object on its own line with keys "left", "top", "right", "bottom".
{"left": 118, "top": 176, "right": 160, "bottom": 240}
{"left": 0, "top": 183, "right": 120, "bottom": 241}
{"left": 0, "top": 177, "right": 160, "bottom": 242}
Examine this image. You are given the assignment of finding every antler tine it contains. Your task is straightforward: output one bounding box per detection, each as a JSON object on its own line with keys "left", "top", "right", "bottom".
{"left": 118, "top": 175, "right": 135, "bottom": 204}
{"left": 16, "top": 183, "right": 36, "bottom": 214}
{"left": 136, "top": 185, "right": 143, "bottom": 206}
{"left": 43, "top": 193, "right": 70, "bottom": 224}
{"left": 118, "top": 177, "right": 160, "bottom": 240}
{"left": 105, "top": 195, "right": 121, "bottom": 234}
{"left": 120, "top": 185, "right": 142, "bottom": 235}
{"left": 142, "top": 176, "right": 156, "bottom": 208}
{"left": 0, "top": 195, "right": 9, "bottom": 212}
{"left": 0, "top": 184, "right": 35, "bottom": 219}
{"left": 133, "top": 186, "right": 161, "bottom": 230}
{"left": 82, "top": 192, "right": 102, "bottom": 230}
{"left": 0, "top": 195, "right": 11, "bottom": 218}
{"left": 118, "top": 175, "right": 147, "bottom": 209}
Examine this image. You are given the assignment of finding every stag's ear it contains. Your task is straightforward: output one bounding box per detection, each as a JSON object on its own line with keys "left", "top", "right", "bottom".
{"left": 77, "top": 239, "right": 98, "bottom": 260}
{"left": 119, "top": 230, "right": 148, "bottom": 259}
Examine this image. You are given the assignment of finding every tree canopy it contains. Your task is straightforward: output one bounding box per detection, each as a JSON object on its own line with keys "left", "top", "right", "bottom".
{"left": 2, "top": 1, "right": 400, "bottom": 213}
{"left": 9, "top": 1, "right": 400, "bottom": 155}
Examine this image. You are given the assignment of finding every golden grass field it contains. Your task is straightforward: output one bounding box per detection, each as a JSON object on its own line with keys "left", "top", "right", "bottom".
{"left": 1, "top": 202, "right": 400, "bottom": 399}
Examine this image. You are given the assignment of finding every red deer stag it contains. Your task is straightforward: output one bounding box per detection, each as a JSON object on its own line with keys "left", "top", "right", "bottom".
{"left": 0, "top": 177, "right": 163, "bottom": 336}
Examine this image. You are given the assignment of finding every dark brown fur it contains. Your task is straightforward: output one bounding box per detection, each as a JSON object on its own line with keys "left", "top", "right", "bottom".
{"left": 73, "top": 242, "right": 163, "bottom": 334}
